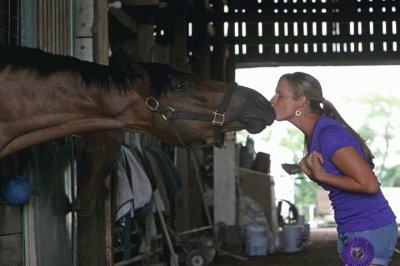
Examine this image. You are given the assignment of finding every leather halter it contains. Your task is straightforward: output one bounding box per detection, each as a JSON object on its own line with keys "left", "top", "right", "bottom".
{"left": 145, "top": 82, "right": 237, "bottom": 149}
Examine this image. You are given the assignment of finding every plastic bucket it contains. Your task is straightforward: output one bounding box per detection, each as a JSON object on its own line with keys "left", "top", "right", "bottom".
{"left": 282, "top": 224, "right": 303, "bottom": 253}
{"left": 245, "top": 226, "right": 268, "bottom": 256}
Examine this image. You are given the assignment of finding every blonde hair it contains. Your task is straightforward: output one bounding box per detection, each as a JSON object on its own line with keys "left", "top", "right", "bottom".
{"left": 280, "top": 72, "right": 374, "bottom": 165}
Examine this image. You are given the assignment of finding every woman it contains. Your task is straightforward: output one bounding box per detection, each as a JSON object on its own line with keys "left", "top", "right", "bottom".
{"left": 270, "top": 72, "right": 398, "bottom": 266}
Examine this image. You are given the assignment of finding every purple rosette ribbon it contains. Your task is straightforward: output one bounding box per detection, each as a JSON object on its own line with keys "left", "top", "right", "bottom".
{"left": 342, "top": 236, "right": 374, "bottom": 266}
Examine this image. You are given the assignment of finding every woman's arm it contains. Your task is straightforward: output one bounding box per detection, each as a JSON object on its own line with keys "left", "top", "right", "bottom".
{"left": 304, "top": 148, "right": 380, "bottom": 194}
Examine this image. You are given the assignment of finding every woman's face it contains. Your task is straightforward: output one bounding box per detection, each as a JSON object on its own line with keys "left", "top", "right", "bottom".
{"left": 270, "top": 78, "right": 299, "bottom": 121}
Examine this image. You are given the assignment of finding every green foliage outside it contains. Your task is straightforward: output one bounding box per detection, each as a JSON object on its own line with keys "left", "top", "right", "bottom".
{"left": 357, "top": 94, "right": 400, "bottom": 187}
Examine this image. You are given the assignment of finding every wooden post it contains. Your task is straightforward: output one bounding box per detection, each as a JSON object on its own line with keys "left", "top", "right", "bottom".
{"left": 74, "top": 0, "right": 112, "bottom": 265}
{"left": 213, "top": 132, "right": 237, "bottom": 225}
{"left": 74, "top": 0, "right": 94, "bottom": 61}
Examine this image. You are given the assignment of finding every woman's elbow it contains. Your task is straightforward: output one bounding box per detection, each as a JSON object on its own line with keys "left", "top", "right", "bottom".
{"left": 363, "top": 182, "right": 380, "bottom": 194}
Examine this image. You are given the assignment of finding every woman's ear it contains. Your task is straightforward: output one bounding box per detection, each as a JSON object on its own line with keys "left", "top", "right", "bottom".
{"left": 296, "top": 95, "right": 308, "bottom": 109}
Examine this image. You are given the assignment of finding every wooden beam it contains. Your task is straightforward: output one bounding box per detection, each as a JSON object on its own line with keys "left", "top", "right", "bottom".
{"left": 109, "top": 8, "right": 137, "bottom": 34}
{"left": 119, "top": 0, "right": 165, "bottom": 7}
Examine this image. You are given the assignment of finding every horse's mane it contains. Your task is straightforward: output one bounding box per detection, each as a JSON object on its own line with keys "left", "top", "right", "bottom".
{"left": 0, "top": 45, "right": 186, "bottom": 96}
{"left": 0, "top": 45, "right": 141, "bottom": 90}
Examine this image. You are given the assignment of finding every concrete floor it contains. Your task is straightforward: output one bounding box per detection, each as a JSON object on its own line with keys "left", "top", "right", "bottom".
{"left": 213, "top": 227, "right": 400, "bottom": 266}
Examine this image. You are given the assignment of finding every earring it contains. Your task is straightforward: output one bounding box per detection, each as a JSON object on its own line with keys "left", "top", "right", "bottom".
{"left": 295, "top": 110, "right": 301, "bottom": 116}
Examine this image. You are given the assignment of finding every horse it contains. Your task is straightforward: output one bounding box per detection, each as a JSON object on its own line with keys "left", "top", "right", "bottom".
{"left": 0, "top": 45, "right": 275, "bottom": 213}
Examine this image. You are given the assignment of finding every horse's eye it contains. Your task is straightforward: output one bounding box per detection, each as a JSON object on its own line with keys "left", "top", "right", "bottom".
{"left": 176, "top": 83, "right": 185, "bottom": 90}
{"left": 174, "top": 83, "right": 186, "bottom": 95}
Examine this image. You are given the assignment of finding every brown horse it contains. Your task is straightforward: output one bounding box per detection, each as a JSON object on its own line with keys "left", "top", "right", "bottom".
{"left": 0, "top": 45, "right": 274, "bottom": 158}
{"left": 0, "top": 45, "right": 275, "bottom": 213}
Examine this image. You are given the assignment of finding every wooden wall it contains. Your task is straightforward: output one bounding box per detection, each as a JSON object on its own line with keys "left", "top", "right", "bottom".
{"left": 0, "top": 1, "right": 24, "bottom": 265}
{"left": 0, "top": 197, "right": 23, "bottom": 266}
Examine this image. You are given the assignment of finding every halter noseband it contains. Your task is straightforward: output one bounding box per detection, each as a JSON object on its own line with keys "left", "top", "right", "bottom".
{"left": 145, "top": 82, "right": 238, "bottom": 149}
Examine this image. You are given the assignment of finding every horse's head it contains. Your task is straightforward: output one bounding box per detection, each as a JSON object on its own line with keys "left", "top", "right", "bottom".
{"left": 135, "top": 63, "right": 276, "bottom": 147}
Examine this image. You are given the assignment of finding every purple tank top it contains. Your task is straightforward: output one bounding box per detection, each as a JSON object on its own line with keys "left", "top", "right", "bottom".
{"left": 308, "top": 116, "right": 396, "bottom": 234}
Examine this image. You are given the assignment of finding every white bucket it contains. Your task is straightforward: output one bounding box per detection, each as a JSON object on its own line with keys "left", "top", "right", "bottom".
{"left": 282, "top": 224, "right": 303, "bottom": 253}
{"left": 245, "top": 226, "right": 268, "bottom": 256}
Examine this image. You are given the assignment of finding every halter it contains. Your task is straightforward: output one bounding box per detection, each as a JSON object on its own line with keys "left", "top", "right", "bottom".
{"left": 145, "top": 82, "right": 238, "bottom": 149}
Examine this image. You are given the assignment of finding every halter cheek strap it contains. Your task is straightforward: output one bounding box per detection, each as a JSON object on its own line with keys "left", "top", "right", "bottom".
{"left": 145, "top": 82, "right": 238, "bottom": 148}
{"left": 212, "top": 81, "right": 237, "bottom": 147}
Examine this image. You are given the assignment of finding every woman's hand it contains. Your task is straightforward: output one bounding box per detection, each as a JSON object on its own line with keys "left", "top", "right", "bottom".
{"left": 299, "top": 151, "right": 324, "bottom": 180}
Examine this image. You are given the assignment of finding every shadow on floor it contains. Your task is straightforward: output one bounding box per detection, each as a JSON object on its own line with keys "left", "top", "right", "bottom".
{"left": 214, "top": 227, "right": 400, "bottom": 266}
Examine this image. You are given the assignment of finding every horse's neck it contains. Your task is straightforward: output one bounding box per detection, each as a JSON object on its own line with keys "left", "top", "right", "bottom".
{"left": 0, "top": 68, "right": 149, "bottom": 158}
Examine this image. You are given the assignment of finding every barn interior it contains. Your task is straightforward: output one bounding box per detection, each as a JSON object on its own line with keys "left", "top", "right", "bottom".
{"left": 0, "top": 0, "right": 400, "bottom": 266}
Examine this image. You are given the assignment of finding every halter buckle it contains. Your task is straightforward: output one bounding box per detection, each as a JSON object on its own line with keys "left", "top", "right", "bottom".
{"left": 146, "top": 97, "right": 159, "bottom": 111}
{"left": 212, "top": 111, "right": 225, "bottom": 126}
{"left": 162, "top": 107, "right": 175, "bottom": 120}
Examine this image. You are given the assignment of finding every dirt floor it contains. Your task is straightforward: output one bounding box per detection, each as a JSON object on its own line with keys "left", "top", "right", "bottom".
{"left": 213, "top": 227, "right": 400, "bottom": 266}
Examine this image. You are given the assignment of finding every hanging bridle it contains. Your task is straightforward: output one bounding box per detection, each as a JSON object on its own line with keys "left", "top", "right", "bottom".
{"left": 145, "top": 82, "right": 238, "bottom": 149}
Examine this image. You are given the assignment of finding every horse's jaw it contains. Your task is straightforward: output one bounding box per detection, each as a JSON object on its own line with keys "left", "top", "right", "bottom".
{"left": 241, "top": 116, "right": 275, "bottom": 134}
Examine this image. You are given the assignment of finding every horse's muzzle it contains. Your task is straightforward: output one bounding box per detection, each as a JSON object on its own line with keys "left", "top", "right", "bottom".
{"left": 256, "top": 97, "right": 276, "bottom": 119}
{"left": 238, "top": 93, "right": 276, "bottom": 133}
